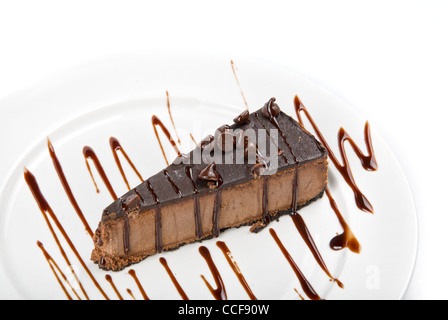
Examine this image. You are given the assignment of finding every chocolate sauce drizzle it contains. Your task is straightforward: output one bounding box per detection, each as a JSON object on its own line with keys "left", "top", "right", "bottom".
{"left": 325, "top": 188, "right": 360, "bottom": 253}
{"left": 105, "top": 274, "right": 124, "bottom": 300}
{"left": 294, "top": 288, "right": 305, "bottom": 300}
{"left": 269, "top": 228, "right": 321, "bottom": 300}
{"left": 159, "top": 257, "right": 189, "bottom": 300}
{"left": 263, "top": 98, "right": 298, "bottom": 162}
{"left": 186, "top": 166, "right": 203, "bottom": 239}
{"left": 166, "top": 91, "right": 182, "bottom": 145}
{"left": 37, "top": 241, "right": 77, "bottom": 300}
{"left": 128, "top": 269, "right": 150, "bottom": 300}
{"left": 294, "top": 95, "right": 377, "bottom": 213}
{"left": 290, "top": 213, "right": 343, "bottom": 288}
{"left": 199, "top": 246, "right": 227, "bottom": 300}
{"left": 123, "top": 214, "right": 130, "bottom": 255}
{"left": 163, "top": 169, "right": 182, "bottom": 197}
{"left": 291, "top": 164, "right": 299, "bottom": 213}
{"left": 47, "top": 138, "right": 93, "bottom": 238}
{"left": 262, "top": 176, "right": 270, "bottom": 224}
{"left": 109, "top": 137, "right": 144, "bottom": 190}
{"left": 82, "top": 146, "right": 117, "bottom": 200}
{"left": 127, "top": 289, "right": 136, "bottom": 300}
{"left": 152, "top": 115, "right": 182, "bottom": 166}
{"left": 29, "top": 81, "right": 377, "bottom": 300}
{"left": 189, "top": 133, "right": 198, "bottom": 146}
{"left": 230, "top": 60, "right": 249, "bottom": 111}
{"left": 253, "top": 112, "right": 289, "bottom": 163}
{"left": 212, "top": 190, "right": 222, "bottom": 238}
{"left": 146, "top": 180, "right": 163, "bottom": 253}
{"left": 24, "top": 169, "right": 109, "bottom": 300}
{"left": 216, "top": 241, "right": 257, "bottom": 300}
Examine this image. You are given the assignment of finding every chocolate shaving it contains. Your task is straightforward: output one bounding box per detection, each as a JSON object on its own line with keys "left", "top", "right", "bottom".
{"left": 214, "top": 124, "right": 231, "bottom": 138}
{"left": 198, "top": 163, "right": 220, "bottom": 182}
{"left": 200, "top": 135, "right": 215, "bottom": 152}
{"left": 233, "top": 110, "right": 250, "bottom": 125}
{"left": 261, "top": 97, "right": 280, "bottom": 118}
{"left": 198, "top": 163, "right": 223, "bottom": 189}
{"left": 122, "top": 194, "right": 141, "bottom": 212}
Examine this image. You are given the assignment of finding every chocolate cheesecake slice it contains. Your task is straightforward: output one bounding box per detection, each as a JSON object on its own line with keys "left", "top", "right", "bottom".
{"left": 91, "top": 98, "right": 328, "bottom": 271}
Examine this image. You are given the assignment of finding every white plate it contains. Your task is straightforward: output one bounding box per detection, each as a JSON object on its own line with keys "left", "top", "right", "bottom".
{"left": 0, "top": 53, "right": 417, "bottom": 300}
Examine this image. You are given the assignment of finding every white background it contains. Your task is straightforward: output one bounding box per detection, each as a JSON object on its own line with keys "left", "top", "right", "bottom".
{"left": 0, "top": 0, "right": 446, "bottom": 300}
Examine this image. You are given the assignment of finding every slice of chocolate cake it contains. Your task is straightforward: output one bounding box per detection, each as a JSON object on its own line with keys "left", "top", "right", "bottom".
{"left": 91, "top": 98, "right": 328, "bottom": 271}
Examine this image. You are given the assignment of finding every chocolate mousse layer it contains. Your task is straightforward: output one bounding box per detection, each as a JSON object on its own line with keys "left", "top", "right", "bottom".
{"left": 91, "top": 98, "right": 328, "bottom": 271}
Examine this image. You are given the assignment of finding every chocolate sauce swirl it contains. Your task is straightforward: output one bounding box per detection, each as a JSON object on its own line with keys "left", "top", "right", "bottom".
{"left": 269, "top": 228, "right": 321, "bottom": 300}
{"left": 128, "top": 269, "right": 150, "bottom": 300}
{"left": 82, "top": 145, "right": 117, "bottom": 200}
{"left": 37, "top": 241, "right": 77, "bottom": 300}
{"left": 24, "top": 169, "right": 109, "bottom": 300}
{"left": 326, "top": 188, "right": 361, "bottom": 253}
{"left": 105, "top": 274, "right": 124, "bottom": 300}
{"left": 47, "top": 138, "right": 93, "bottom": 238}
{"left": 165, "top": 91, "right": 182, "bottom": 145}
{"left": 199, "top": 246, "right": 227, "bottom": 300}
{"left": 290, "top": 213, "right": 343, "bottom": 288}
{"left": 294, "top": 95, "right": 377, "bottom": 213}
{"left": 109, "top": 136, "right": 144, "bottom": 190}
{"left": 160, "top": 257, "right": 189, "bottom": 300}
{"left": 152, "top": 115, "right": 182, "bottom": 166}
{"left": 216, "top": 241, "right": 257, "bottom": 300}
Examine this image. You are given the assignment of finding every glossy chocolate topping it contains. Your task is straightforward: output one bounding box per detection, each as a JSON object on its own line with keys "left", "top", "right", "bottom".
{"left": 100, "top": 104, "right": 327, "bottom": 224}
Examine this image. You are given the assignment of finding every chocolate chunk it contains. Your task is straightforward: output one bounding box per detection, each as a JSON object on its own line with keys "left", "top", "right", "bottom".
{"left": 198, "top": 163, "right": 221, "bottom": 182}
{"left": 200, "top": 135, "right": 215, "bottom": 152}
{"left": 215, "top": 124, "right": 231, "bottom": 138}
{"left": 122, "top": 194, "right": 141, "bottom": 212}
{"left": 216, "top": 131, "right": 235, "bottom": 152}
{"left": 233, "top": 110, "right": 250, "bottom": 125}
{"left": 261, "top": 97, "right": 280, "bottom": 118}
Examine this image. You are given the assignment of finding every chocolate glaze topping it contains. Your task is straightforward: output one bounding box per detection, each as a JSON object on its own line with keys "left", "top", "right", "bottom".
{"left": 100, "top": 103, "right": 327, "bottom": 227}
